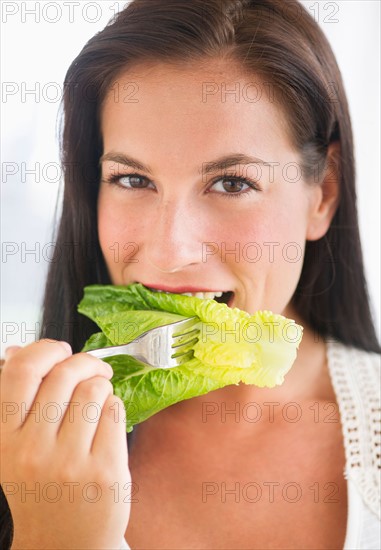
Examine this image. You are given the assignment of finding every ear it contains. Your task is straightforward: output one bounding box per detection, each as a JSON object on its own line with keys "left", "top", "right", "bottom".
{"left": 306, "top": 142, "right": 341, "bottom": 241}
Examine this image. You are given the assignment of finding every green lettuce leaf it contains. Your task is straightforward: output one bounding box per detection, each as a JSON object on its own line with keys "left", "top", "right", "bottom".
{"left": 78, "top": 283, "right": 303, "bottom": 431}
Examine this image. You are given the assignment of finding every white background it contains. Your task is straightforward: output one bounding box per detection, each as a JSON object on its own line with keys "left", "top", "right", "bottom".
{"left": 1, "top": 1, "right": 380, "bottom": 355}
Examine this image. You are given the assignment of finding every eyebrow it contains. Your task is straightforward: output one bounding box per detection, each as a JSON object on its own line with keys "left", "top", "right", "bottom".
{"left": 200, "top": 154, "right": 268, "bottom": 175}
{"left": 100, "top": 152, "right": 153, "bottom": 174}
{"left": 99, "top": 152, "right": 268, "bottom": 175}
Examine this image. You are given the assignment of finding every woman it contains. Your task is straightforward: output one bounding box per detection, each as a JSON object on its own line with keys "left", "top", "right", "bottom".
{"left": 1, "top": 0, "right": 380, "bottom": 548}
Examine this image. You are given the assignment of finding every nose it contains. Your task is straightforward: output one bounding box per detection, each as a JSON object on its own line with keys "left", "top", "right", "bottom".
{"left": 143, "top": 199, "right": 202, "bottom": 273}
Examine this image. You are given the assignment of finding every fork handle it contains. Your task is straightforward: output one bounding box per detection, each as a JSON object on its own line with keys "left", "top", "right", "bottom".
{"left": 87, "top": 341, "right": 147, "bottom": 362}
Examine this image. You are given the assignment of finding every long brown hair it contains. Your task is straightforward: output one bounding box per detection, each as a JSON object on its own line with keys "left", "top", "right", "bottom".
{"left": 42, "top": 0, "right": 380, "bottom": 354}
{"left": 2, "top": 0, "right": 379, "bottom": 546}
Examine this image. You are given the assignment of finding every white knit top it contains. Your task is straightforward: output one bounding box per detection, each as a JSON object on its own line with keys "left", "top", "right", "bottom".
{"left": 121, "top": 339, "right": 381, "bottom": 549}
{"left": 327, "top": 339, "right": 381, "bottom": 549}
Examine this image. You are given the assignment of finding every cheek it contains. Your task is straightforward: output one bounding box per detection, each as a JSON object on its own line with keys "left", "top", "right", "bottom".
{"left": 97, "top": 189, "right": 143, "bottom": 282}
{"left": 229, "top": 199, "right": 308, "bottom": 312}
{"left": 219, "top": 199, "right": 307, "bottom": 266}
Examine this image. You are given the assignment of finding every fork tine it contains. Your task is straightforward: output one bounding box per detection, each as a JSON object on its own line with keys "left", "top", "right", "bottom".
{"left": 172, "top": 328, "right": 199, "bottom": 347}
{"left": 86, "top": 316, "right": 201, "bottom": 369}
{"left": 171, "top": 349, "right": 195, "bottom": 366}
{"left": 171, "top": 316, "right": 199, "bottom": 336}
{"left": 171, "top": 337, "right": 199, "bottom": 357}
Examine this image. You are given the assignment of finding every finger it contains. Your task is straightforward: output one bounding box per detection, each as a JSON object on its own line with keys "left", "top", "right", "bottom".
{"left": 4, "top": 346, "right": 22, "bottom": 360}
{"left": 0, "top": 340, "right": 72, "bottom": 431}
{"left": 0, "top": 347, "right": 21, "bottom": 377}
{"left": 57, "top": 376, "right": 114, "bottom": 455}
{"left": 21, "top": 353, "right": 113, "bottom": 436}
{"left": 91, "top": 395, "right": 128, "bottom": 466}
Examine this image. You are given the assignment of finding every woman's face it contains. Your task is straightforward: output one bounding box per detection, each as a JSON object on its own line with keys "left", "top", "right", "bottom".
{"left": 98, "top": 60, "right": 324, "bottom": 316}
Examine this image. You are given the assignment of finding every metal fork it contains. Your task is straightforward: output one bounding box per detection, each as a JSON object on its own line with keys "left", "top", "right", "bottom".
{"left": 86, "top": 317, "right": 200, "bottom": 369}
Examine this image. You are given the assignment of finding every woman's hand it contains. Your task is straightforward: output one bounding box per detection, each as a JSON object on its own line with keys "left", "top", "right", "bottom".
{"left": 0, "top": 339, "right": 131, "bottom": 549}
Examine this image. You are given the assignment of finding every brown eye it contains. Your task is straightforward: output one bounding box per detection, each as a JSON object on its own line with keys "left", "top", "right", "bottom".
{"left": 222, "top": 179, "right": 245, "bottom": 193}
{"left": 119, "top": 175, "right": 150, "bottom": 188}
{"left": 211, "top": 177, "right": 252, "bottom": 194}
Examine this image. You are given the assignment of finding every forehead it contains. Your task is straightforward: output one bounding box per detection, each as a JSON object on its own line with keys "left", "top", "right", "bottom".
{"left": 100, "top": 60, "right": 293, "bottom": 165}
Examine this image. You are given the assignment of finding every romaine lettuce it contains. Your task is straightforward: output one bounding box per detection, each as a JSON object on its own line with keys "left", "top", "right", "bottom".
{"left": 78, "top": 283, "right": 303, "bottom": 431}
